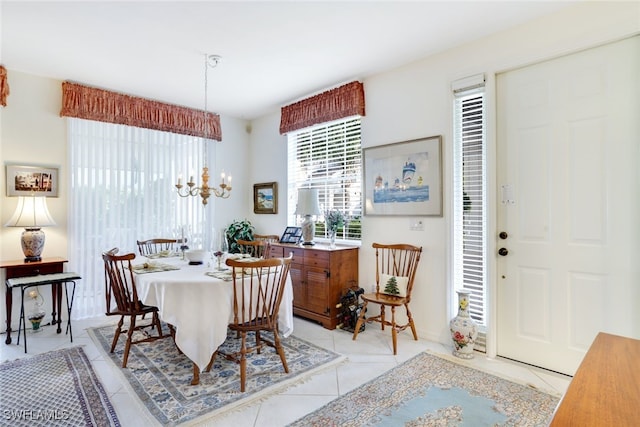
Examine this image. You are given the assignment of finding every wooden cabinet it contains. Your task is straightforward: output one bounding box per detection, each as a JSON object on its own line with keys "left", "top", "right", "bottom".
{"left": 269, "top": 243, "right": 358, "bottom": 329}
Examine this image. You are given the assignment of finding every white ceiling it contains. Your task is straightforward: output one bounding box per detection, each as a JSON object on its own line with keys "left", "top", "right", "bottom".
{"left": 1, "top": 1, "right": 577, "bottom": 120}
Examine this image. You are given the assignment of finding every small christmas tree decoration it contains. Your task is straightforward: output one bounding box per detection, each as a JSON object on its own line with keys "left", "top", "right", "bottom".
{"left": 384, "top": 276, "right": 400, "bottom": 295}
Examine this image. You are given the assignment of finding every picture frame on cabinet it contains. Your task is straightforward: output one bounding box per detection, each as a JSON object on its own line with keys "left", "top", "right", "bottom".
{"left": 363, "top": 135, "right": 442, "bottom": 216}
{"left": 280, "top": 227, "right": 302, "bottom": 244}
{"left": 6, "top": 163, "right": 59, "bottom": 197}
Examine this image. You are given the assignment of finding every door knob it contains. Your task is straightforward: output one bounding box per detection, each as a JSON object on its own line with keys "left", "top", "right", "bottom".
{"left": 498, "top": 248, "right": 509, "bottom": 256}
{"left": 499, "top": 231, "right": 508, "bottom": 239}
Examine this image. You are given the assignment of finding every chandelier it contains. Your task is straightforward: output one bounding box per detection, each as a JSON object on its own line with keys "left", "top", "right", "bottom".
{"left": 175, "top": 54, "right": 231, "bottom": 205}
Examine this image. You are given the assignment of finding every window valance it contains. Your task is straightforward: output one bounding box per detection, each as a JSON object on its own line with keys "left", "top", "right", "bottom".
{"left": 60, "top": 81, "right": 222, "bottom": 140}
{"left": 0, "top": 66, "right": 9, "bottom": 107}
{"left": 279, "top": 81, "right": 365, "bottom": 134}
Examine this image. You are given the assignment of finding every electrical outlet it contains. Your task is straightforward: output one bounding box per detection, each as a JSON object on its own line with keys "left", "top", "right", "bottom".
{"left": 409, "top": 219, "right": 424, "bottom": 231}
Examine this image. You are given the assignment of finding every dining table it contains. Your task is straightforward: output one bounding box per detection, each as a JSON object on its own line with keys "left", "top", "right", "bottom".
{"left": 132, "top": 253, "right": 294, "bottom": 384}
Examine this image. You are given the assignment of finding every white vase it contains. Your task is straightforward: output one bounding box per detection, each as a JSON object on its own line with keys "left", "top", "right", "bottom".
{"left": 449, "top": 290, "right": 478, "bottom": 359}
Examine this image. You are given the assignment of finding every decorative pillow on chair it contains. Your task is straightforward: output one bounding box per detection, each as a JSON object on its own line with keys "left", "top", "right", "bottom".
{"left": 379, "top": 274, "right": 409, "bottom": 297}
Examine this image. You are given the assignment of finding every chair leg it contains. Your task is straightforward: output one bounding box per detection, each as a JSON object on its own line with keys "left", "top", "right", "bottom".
{"left": 122, "top": 316, "right": 136, "bottom": 368}
{"left": 256, "top": 330, "right": 262, "bottom": 354}
{"left": 391, "top": 306, "right": 398, "bottom": 355}
{"left": 352, "top": 301, "right": 368, "bottom": 341}
{"left": 380, "top": 305, "right": 386, "bottom": 331}
{"left": 406, "top": 303, "right": 418, "bottom": 340}
{"left": 239, "top": 332, "right": 247, "bottom": 392}
{"left": 110, "top": 316, "right": 124, "bottom": 353}
{"left": 153, "top": 312, "right": 163, "bottom": 337}
{"left": 273, "top": 330, "right": 289, "bottom": 373}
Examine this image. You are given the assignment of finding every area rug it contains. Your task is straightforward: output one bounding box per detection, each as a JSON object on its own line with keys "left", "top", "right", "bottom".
{"left": 0, "top": 346, "right": 120, "bottom": 427}
{"left": 88, "top": 324, "right": 344, "bottom": 426}
{"left": 288, "top": 351, "right": 560, "bottom": 426}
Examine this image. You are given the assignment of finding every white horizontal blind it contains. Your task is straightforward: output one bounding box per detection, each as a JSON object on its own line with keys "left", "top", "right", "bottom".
{"left": 287, "top": 117, "right": 362, "bottom": 241}
{"left": 453, "top": 86, "right": 487, "bottom": 331}
{"left": 67, "top": 118, "right": 206, "bottom": 318}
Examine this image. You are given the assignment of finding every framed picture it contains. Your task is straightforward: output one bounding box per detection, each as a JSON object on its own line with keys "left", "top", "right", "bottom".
{"left": 6, "top": 164, "right": 59, "bottom": 197}
{"left": 280, "top": 227, "right": 302, "bottom": 244}
{"left": 363, "top": 135, "right": 442, "bottom": 216}
{"left": 253, "top": 182, "right": 278, "bottom": 214}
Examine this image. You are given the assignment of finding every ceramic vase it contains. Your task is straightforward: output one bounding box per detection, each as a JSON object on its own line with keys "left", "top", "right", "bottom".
{"left": 450, "top": 290, "right": 478, "bottom": 359}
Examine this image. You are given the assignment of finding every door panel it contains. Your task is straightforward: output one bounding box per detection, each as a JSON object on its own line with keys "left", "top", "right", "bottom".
{"left": 496, "top": 36, "right": 639, "bottom": 375}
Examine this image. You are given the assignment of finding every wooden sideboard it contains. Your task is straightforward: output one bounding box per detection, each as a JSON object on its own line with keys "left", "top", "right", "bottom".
{"left": 549, "top": 332, "right": 640, "bottom": 426}
{"left": 269, "top": 243, "right": 359, "bottom": 329}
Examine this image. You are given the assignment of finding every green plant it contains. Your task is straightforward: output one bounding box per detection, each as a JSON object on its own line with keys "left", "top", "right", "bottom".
{"left": 225, "top": 219, "right": 254, "bottom": 254}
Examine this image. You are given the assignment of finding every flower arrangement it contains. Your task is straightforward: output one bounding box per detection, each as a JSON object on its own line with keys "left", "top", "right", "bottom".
{"left": 325, "top": 209, "right": 345, "bottom": 232}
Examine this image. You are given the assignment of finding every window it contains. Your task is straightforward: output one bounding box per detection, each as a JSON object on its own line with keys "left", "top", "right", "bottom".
{"left": 68, "top": 118, "right": 207, "bottom": 318}
{"left": 453, "top": 77, "right": 487, "bottom": 346}
{"left": 287, "top": 117, "right": 362, "bottom": 241}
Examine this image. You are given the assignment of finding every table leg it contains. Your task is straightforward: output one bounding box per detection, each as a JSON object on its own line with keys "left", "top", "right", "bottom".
{"left": 191, "top": 363, "right": 200, "bottom": 385}
{"left": 5, "top": 286, "right": 12, "bottom": 344}
{"left": 52, "top": 282, "right": 62, "bottom": 333}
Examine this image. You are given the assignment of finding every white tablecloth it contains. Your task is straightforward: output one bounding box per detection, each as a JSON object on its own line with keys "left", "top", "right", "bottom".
{"left": 134, "top": 256, "right": 294, "bottom": 369}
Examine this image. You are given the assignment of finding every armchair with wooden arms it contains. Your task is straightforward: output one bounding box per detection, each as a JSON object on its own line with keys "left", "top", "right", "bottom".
{"left": 204, "top": 256, "right": 293, "bottom": 392}
{"left": 102, "top": 249, "right": 171, "bottom": 367}
{"left": 352, "top": 243, "right": 422, "bottom": 355}
{"left": 136, "top": 238, "right": 182, "bottom": 257}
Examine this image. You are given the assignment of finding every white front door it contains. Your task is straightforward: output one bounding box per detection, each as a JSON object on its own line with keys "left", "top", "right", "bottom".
{"left": 496, "top": 36, "right": 639, "bottom": 375}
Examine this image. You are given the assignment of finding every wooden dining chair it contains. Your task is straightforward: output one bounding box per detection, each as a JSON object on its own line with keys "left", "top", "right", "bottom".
{"left": 102, "top": 249, "right": 170, "bottom": 367}
{"left": 254, "top": 234, "right": 280, "bottom": 243}
{"left": 136, "top": 238, "right": 182, "bottom": 256}
{"left": 205, "top": 256, "right": 293, "bottom": 392}
{"left": 237, "top": 239, "right": 270, "bottom": 258}
{"left": 352, "top": 243, "right": 422, "bottom": 355}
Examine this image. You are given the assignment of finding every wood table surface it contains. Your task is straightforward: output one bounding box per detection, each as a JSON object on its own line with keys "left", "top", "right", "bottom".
{"left": 549, "top": 332, "right": 640, "bottom": 426}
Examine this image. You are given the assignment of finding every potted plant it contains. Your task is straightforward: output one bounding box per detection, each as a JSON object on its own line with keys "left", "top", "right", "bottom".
{"left": 225, "top": 219, "right": 254, "bottom": 253}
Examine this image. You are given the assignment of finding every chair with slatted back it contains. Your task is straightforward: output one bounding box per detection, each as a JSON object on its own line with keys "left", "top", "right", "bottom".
{"left": 352, "top": 243, "right": 422, "bottom": 355}
{"left": 102, "top": 249, "right": 170, "bottom": 367}
{"left": 136, "top": 238, "right": 182, "bottom": 257}
{"left": 237, "top": 239, "right": 270, "bottom": 258}
{"left": 254, "top": 234, "right": 280, "bottom": 243}
{"left": 205, "top": 256, "right": 292, "bottom": 392}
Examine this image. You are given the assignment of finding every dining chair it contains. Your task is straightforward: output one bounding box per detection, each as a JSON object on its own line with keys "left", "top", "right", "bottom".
{"left": 205, "top": 255, "right": 293, "bottom": 392}
{"left": 102, "top": 249, "right": 170, "bottom": 367}
{"left": 352, "top": 243, "right": 422, "bottom": 355}
{"left": 237, "top": 239, "right": 270, "bottom": 258}
{"left": 136, "top": 238, "right": 182, "bottom": 256}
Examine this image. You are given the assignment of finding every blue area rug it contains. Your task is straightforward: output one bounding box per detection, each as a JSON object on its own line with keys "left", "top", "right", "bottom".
{"left": 89, "top": 324, "right": 343, "bottom": 426}
{"left": 0, "top": 346, "right": 120, "bottom": 427}
{"left": 288, "top": 351, "right": 560, "bottom": 426}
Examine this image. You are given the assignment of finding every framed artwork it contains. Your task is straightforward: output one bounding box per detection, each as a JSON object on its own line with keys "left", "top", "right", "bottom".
{"left": 363, "top": 135, "right": 442, "bottom": 216}
{"left": 253, "top": 182, "right": 278, "bottom": 214}
{"left": 6, "top": 164, "right": 59, "bottom": 197}
{"left": 280, "top": 227, "right": 302, "bottom": 244}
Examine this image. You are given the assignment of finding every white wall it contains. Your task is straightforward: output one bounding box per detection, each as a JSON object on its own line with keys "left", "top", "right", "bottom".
{"left": 247, "top": 2, "right": 640, "bottom": 346}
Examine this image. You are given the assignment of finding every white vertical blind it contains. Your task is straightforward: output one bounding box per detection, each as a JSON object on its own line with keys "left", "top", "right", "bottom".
{"left": 453, "top": 86, "right": 487, "bottom": 328}
{"left": 67, "top": 118, "right": 207, "bottom": 318}
{"left": 287, "top": 117, "right": 362, "bottom": 241}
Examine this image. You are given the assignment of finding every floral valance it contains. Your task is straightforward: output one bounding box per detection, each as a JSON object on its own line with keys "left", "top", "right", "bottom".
{"left": 279, "top": 81, "right": 365, "bottom": 134}
{"left": 60, "top": 81, "right": 222, "bottom": 140}
{"left": 0, "top": 66, "right": 9, "bottom": 107}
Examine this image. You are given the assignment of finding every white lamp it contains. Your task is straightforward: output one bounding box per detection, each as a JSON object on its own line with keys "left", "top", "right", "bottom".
{"left": 295, "top": 188, "right": 321, "bottom": 245}
{"left": 5, "top": 196, "right": 56, "bottom": 262}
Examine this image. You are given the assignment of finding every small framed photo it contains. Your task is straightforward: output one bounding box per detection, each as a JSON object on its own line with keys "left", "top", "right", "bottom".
{"left": 6, "top": 164, "right": 59, "bottom": 197}
{"left": 280, "top": 227, "right": 302, "bottom": 244}
{"left": 254, "top": 182, "right": 278, "bottom": 214}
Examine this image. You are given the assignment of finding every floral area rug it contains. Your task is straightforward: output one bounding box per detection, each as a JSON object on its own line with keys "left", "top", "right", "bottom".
{"left": 88, "top": 324, "right": 344, "bottom": 426}
{"left": 289, "top": 351, "right": 560, "bottom": 427}
{"left": 0, "top": 347, "right": 120, "bottom": 427}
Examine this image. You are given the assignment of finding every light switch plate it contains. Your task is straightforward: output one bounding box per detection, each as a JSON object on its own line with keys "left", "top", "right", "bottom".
{"left": 409, "top": 219, "right": 424, "bottom": 231}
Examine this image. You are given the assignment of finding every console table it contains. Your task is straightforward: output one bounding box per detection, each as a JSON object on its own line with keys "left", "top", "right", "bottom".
{"left": 549, "top": 332, "right": 640, "bottom": 426}
{"left": 1, "top": 257, "right": 68, "bottom": 345}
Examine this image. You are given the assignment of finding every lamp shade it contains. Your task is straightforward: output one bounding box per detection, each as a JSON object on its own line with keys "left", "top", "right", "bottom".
{"left": 5, "top": 196, "right": 56, "bottom": 228}
{"left": 294, "top": 188, "right": 321, "bottom": 216}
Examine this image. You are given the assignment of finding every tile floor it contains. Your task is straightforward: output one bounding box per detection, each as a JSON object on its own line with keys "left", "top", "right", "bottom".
{"left": 0, "top": 315, "right": 571, "bottom": 426}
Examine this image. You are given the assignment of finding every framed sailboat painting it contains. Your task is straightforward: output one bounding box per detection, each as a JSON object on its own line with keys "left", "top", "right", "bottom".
{"left": 363, "top": 136, "right": 442, "bottom": 216}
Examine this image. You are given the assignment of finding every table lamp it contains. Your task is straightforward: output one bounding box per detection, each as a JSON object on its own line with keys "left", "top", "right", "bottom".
{"left": 295, "top": 188, "right": 321, "bottom": 245}
{"left": 5, "top": 196, "right": 56, "bottom": 262}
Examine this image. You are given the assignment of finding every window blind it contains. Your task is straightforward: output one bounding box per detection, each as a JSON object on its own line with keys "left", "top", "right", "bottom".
{"left": 287, "top": 117, "right": 362, "bottom": 241}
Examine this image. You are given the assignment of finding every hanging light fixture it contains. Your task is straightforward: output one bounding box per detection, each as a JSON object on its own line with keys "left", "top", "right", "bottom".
{"left": 175, "top": 54, "right": 231, "bottom": 205}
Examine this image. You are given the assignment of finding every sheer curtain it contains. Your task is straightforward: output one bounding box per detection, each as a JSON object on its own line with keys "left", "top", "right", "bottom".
{"left": 67, "top": 118, "right": 209, "bottom": 318}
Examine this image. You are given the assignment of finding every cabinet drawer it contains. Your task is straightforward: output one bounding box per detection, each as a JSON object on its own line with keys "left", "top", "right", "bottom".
{"left": 5, "top": 263, "right": 62, "bottom": 279}
{"left": 267, "top": 245, "right": 284, "bottom": 258}
{"left": 304, "top": 250, "right": 329, "bottom": 268}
